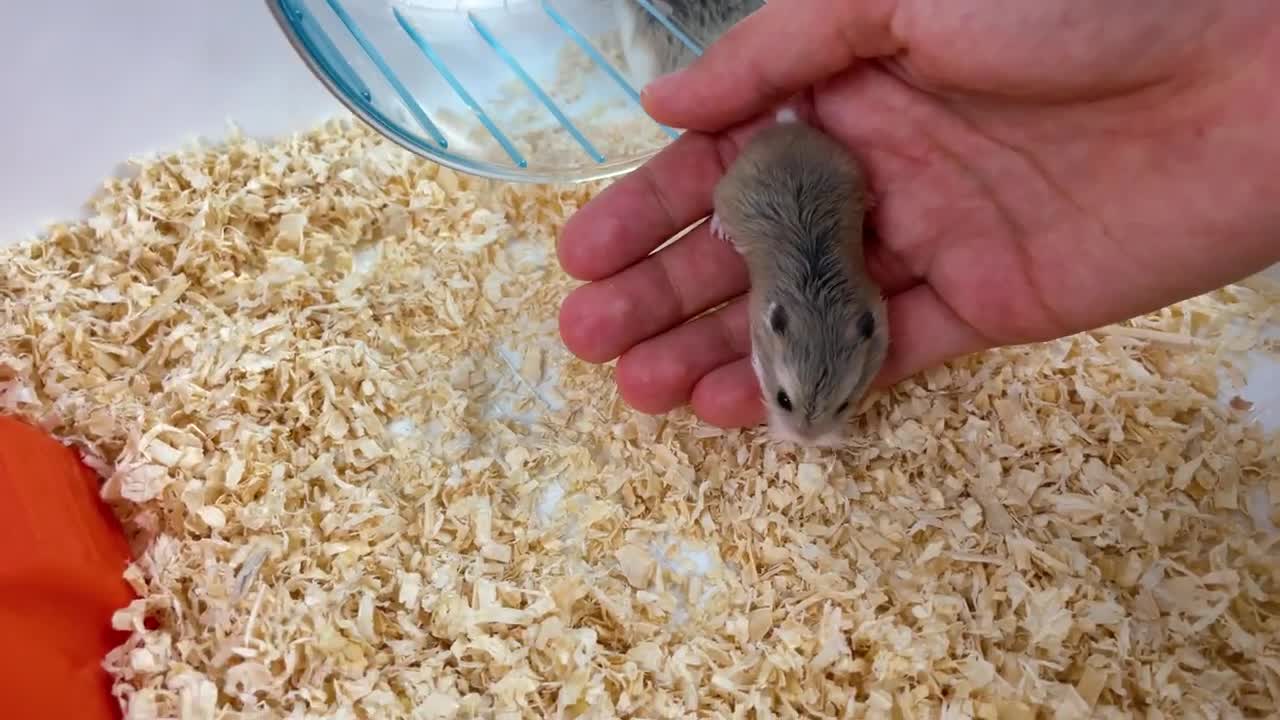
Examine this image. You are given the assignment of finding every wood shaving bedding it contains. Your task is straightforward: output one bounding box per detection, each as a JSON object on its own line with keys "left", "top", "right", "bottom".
{"left": 0, "top": 118, "right": 1278, "bottom": 720}
{"left": 434, "top": 29, "right": 672, "bottom": 171}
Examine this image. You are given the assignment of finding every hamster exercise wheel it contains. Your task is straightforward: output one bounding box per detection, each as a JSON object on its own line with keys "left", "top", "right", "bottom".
{"left": 266, "top": 0, "right": 755, "bottom": 184}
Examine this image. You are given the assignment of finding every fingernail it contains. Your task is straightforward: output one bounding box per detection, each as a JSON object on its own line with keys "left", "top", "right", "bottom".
{"left": 641, "top": 68, "right": 686, "bottom": 99}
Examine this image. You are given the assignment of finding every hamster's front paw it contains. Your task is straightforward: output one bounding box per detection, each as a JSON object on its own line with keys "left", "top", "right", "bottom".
{"left": 709, "top": 212, "right": 726, "bottom": 240}
{"left": 709, "top": 212, "right": 743, "bottom": 254}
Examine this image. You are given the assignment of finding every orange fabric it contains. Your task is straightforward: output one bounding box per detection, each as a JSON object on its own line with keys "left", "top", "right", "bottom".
{"left": 0, "top": 416, "right": 134, "bottom": 720}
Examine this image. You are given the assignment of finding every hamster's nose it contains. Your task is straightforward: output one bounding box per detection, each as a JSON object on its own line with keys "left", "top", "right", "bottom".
{"left": 795, "top": 423, "right": 843, "bottom": 449}
{"left": 812, "top": 430, "right": 846, "bottom": 449}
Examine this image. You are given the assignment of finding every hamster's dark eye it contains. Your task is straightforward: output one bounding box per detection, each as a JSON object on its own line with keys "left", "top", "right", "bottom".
{"left": 775, "top": 390, "right": 792, "bottom": 412}
{"left": 857, "top": 311, "right": 875, "bottom": 340}
{"left": 836, "top": 400, "right": 850, "bottom": 414}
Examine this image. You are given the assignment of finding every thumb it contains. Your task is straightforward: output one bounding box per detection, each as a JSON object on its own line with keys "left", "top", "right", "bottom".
{"left": 639, "top": 0, "right": 903, "bottom": 132}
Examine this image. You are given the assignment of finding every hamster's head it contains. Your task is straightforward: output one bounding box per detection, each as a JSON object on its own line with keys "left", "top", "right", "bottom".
{"left": 749, "top": 291, "right": 889, "bottom": 447}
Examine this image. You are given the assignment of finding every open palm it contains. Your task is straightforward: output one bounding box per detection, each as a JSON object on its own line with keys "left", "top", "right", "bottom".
{"left": 557, "top": 0, "right": 1280, "bottom": 427}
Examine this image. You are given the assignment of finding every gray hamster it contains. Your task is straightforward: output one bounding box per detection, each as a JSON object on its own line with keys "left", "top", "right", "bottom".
{"left": 711, "top": 109, "right": 889, "bottom": 447}
{"left": 611, "top": 0, "right": 764, "bottom": 88}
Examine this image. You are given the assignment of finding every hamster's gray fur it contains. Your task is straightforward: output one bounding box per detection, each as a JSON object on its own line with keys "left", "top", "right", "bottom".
{"left": 612, "top": 0, "right": 764, "bottom": 87}
{"left": 711, "top": 110, "right": 889, "bottom": 447}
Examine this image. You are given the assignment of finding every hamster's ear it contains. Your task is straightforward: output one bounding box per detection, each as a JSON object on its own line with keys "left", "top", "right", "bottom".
{"left": 766, "top": 301, "right": 788, "bottom": 336}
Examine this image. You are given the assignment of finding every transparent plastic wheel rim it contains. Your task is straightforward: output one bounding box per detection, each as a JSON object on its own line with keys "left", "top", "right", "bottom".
{"left": 265, "top": 0, "right": 699, "bottom": 184}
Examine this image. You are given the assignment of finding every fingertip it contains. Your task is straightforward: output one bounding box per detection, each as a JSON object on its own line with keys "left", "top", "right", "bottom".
{"left": 639, "top": 70, "right": 688, "bottom": 123}
{"left": 554, "top": 215, "right": 589, "bottom": 281}
{"left": 558, "top": 284, "right": 627, "bottom": 364}
{"left": 556, "top": 203, "right": 621, "bottom": 281}
{"left": 691, "top": 359, "right": 765, "bottom": 428}
{"left": 614, "top": 345, "right": 690, "bottom": 415}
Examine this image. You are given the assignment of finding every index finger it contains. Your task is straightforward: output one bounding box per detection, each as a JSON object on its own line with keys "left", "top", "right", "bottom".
{"left": 556, "top": 130, "right": 731, "bottom": 282}
{"left": 557, "top": 107, "right": 799, "bottom": 281}
{"left": 641, "top": 0, "right": 902, "bottom": 132}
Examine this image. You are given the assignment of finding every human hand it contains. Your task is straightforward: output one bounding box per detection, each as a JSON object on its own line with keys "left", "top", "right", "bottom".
{"left": 557, "top": 0, "right": 1280, "bottom": 428}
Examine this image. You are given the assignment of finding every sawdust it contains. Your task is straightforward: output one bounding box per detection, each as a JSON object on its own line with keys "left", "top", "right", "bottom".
{"left": 437, "top": 26, "right": 672, "bottom": 171}
{"left": 0, "top": 118, "right": 1278, "bottom": 720}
